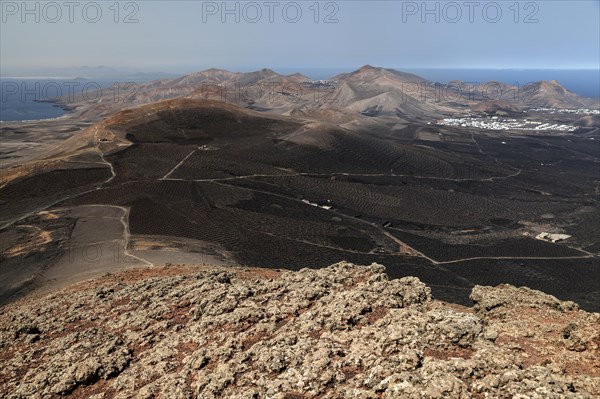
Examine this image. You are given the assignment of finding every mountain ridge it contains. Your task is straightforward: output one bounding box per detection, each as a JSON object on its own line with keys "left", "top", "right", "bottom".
{"left": 48, "top": 65, "right": 598, "bottom": 124}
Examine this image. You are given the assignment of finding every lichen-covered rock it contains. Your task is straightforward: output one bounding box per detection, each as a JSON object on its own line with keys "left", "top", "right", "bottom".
{"left": 470, "top": 284, "right": 579, "bottom": 314}
{"left": 1, "top": 262, "right": 598, "bottom": 398}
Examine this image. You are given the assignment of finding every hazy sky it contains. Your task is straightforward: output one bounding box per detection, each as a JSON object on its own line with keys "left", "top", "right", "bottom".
{"left": 1, "top": 0, "right": 599, "bottom": 74}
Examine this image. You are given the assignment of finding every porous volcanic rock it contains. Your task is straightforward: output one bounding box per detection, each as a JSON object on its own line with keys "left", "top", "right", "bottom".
{"left": 1, "top": 262, "right": 599, "bottom": 398}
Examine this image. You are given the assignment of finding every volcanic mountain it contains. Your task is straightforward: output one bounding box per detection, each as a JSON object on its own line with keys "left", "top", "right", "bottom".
{"left": 51, "top": 66, "right": 599, "bottom": 126}
{"left": 520, "top": 80, "right": 595, "bottom": 108}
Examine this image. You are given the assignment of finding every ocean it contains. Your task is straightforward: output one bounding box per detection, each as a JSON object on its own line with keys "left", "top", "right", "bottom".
{"left": 0, "top": 78, "right": 139, "bottom": 122}
{"left": 2, "top": 69, "right": 598, "bottom": 122}
{"left": 1, "top": 79, "right": 73, "bottom": 121}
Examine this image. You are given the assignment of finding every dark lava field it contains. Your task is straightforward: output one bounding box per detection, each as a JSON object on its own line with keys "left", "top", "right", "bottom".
{"left": 1, "top": 103, "right": 599, "bottom": 310}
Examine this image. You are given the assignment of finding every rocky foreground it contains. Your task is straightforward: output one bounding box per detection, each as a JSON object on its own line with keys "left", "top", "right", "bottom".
{"left": 1, "top": 262, "right": 599, "bottom": 398}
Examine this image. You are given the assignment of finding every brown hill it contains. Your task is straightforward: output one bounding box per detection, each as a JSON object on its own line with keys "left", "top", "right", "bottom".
{"left": 470, "top": 99, "right": 523, "bottom": 115}
{"left": 332, "top": 64, "right": 428, "bottom": 85}
{"left": 520, "top": 80, "right": 596, "bottom": 108}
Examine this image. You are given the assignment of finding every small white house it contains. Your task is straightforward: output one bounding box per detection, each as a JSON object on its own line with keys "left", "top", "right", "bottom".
{"left": 536, "top": 232, "right": 571, "bottom": 243}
